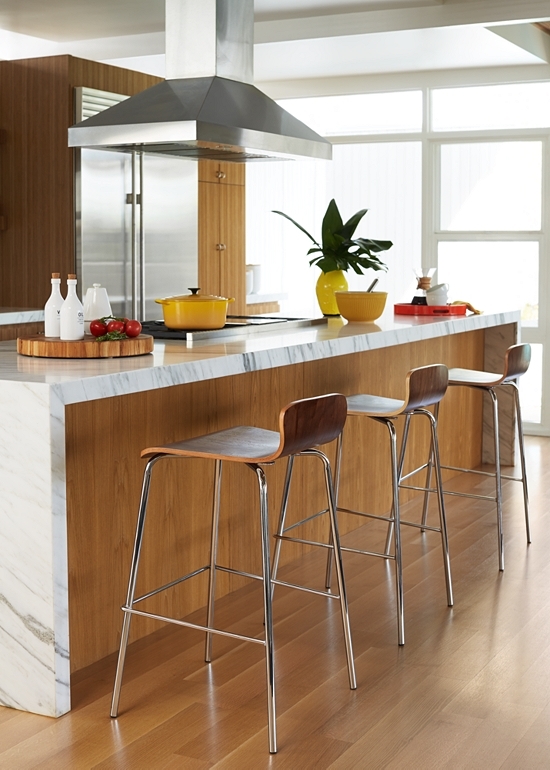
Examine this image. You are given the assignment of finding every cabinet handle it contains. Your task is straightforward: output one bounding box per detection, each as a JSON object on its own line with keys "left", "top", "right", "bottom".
{"left": 216, "top": 243, "right": 226, "bottom": 251}
{"left": 215, "top": 171, "right": 226, "bottom": 179}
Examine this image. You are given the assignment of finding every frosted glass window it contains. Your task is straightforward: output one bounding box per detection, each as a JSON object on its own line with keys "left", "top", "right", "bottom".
{"left": 440, "top": 143, "right": 542, "bottom": 231}
{"left": 246, "top": 142, "right": 422, "bottom": 317}
{"left": 520, "top": 343, "right": 542, "bottom": 424}
{"left": 432, "top": 83, "right": 550, "bottom": 131}
{"left": 278, "top": 91, "right": 422, "bottom": 136}
{"left": 437, "top": 242, "right": 538, "bottom": 326}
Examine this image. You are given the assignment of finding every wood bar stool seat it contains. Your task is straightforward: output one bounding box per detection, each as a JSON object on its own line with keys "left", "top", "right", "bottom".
{"left": 430, "top": 343, "right": 531, "bottom": 571}
{"left": 273, "top": 364, "right": 454, "bottom": 647}
{"left": 110, "top": 393, "right": 356, "bottom": 755}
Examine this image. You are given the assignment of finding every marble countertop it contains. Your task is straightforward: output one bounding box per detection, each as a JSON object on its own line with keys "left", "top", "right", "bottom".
{"left": 0, "top": 309, "right": 520, "bottom": 406}
{"left": 0, "top": 308, "right": 43, "bottom": 325}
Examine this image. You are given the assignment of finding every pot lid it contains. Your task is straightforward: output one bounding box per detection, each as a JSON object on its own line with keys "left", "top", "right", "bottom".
{"left": 158, "top": 288, "right": 231, "bottom": 302}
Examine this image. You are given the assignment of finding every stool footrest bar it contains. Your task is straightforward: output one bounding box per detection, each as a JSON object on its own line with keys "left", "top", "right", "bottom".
{"left": 134, "top": 565, "right": 210, "bottom": 604}
{"left": 123, "top": 606, "right": 265, "bottom": 645}
{"left": 340, "top": 544, "right": 394, "bottom": 560}
{"left": 271, "top": 579, "right": 340, "bottom": 599}
{"left": 215, "top": 565, "right": 263, "bottom": 582}
{"left": 279, "top": 508, "right": 329, "bottom": 534}
{"left": 337, "top": 506, "right": 394, "bottom": 524}
{"left": 274, "top": 534, "right": 332, "bottom": 549}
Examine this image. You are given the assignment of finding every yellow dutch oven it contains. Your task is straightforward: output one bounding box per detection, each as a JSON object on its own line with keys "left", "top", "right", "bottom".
{"left": 155, "top": 289, "right": 235, "bottom": 330}
{"left": 155, "top": 288, "right": 234, "bottom": 330}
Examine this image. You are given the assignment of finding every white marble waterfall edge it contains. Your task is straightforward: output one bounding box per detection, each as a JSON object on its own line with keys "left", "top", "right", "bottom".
{"left": 0, "top": 383, "right": 69, "bottom": 716}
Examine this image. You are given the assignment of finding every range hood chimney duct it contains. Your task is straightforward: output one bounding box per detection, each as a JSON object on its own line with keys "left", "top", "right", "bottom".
{"left": 68, "top": 0, "right": 332, "bottom": 162}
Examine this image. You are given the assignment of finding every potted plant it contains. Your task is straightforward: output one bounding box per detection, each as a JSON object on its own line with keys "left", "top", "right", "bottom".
{"left": 273, "top": 198, "right": 393, "bottom": 315}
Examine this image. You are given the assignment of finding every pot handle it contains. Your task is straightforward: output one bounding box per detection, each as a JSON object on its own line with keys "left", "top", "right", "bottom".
{"left": 228, "top": 298, "right": 235, "bottom": 304}
{"left": 154, "top": 298, "right": 169, "bottom": 305}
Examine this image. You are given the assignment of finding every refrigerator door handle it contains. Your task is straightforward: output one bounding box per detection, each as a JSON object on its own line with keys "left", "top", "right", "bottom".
{"left": 139, "top": 152, "right": 145, "bottom": 322}
{"left": 130, "top": 150, "right": 138, "bottom": 322}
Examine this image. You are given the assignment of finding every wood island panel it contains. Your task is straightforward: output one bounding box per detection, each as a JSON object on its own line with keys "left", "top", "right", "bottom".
{"left": 65, "top": 329, "right": 484, "bottom": 674}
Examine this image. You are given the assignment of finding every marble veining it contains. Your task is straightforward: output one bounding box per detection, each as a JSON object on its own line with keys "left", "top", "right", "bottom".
{"left": 0, "top": 308, "right": 44, "bottom": 326}
{"left": 0, "top": 310, "right": 520, "bottom": 407}
{"left": 0, "top": 309, "right": 519, "bottom": 717}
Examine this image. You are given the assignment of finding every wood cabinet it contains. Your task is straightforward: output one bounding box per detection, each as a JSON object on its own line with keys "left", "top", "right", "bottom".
{"left": 198, "top": 161, "right": 246, "bottom": 315}
{"left": 0, "top": 55, "right": 161, "bottom": 310}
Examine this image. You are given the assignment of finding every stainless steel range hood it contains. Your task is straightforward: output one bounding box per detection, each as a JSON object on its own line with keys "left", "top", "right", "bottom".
{"left": 68, "top": 0, "right": 331, "bottom": 162}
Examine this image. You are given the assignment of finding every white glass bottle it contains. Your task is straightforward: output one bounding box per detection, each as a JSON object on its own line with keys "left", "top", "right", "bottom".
{"left": 44, "top": 272, "right": 64, "bottom": 337}
{"left": 60, "top": 274, "right": 85, "bottom": 341}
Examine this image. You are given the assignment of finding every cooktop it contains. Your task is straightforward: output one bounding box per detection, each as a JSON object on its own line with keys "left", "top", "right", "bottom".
{"left": 141, "top": 316, "right": 327, "bottom": 341}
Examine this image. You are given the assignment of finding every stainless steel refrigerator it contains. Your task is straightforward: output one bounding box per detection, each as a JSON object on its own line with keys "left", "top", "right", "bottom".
{"left": 74, "top": 87, "right": 198, "bottom": 321}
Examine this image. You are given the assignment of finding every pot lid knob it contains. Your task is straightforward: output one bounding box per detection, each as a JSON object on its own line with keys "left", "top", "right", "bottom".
{"left": 188, "top": 288, "right": 200, "bottom": 295}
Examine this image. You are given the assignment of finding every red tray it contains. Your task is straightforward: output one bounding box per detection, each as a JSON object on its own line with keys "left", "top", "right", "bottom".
{"left": 394, "top": 303, "right": 467, "bottom": 316}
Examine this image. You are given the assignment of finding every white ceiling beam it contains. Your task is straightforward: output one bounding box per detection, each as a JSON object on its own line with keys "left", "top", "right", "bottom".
{"left": 254, "top": 1, "right": 550, "bottom": 44}
{"left": 488, "top": 23, "right": 550, "bottom": 63}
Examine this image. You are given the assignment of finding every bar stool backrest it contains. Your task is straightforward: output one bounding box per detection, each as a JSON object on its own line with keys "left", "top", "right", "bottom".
{"left": 275, "top": 393, "right": 348, "bottom": 459}
{"left": 503, "top": 343, "right": 531, "bottom": 382}
{"left": 403, "top": 364, "right": 449, "bottom": 412}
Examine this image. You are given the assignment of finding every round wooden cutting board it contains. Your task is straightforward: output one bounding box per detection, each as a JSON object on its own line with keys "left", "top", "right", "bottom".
{"left": 17, "top": 334, "right": 154, "bottom": 358}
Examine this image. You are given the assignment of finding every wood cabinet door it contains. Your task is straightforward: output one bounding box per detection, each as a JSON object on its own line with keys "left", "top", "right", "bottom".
{"left": 198, "top": 160, "right": 245, "bottom": 186}
{"left": 198, "top": 181, "right": 246, "bottom": 315}
{"left": 219, "top": 183, "right": 245, "bottom": 314}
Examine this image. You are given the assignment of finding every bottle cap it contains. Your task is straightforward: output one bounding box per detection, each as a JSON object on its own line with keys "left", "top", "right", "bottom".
{"left": 52, "top": 272, "right": 60, "bottom": 279}
{"left": 68, "top": 274, "right": 77, "bottom": 280}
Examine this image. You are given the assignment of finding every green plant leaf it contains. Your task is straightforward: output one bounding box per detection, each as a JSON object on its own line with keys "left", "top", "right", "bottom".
{"left": 272, "top": 210, "right": 319, "bottom": 245}
{"left": 321, "top": 199, "right": 343, "bottom": 251}
{"left": 340, "top": 208, "right": 368, "bottom": 239}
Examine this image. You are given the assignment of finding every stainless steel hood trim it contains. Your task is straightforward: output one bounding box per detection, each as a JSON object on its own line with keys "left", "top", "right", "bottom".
{"left": 69, "top": 121, "right": 331, "bottom": 161}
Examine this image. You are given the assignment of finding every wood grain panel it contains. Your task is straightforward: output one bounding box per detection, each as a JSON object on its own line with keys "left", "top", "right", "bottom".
{"left": 246, "top": 302, "right": 281, "bottom": 314}
{"left": 0, "top": 56, "right": 160, "bottom": 311}
{"left": 0, "top": 321, "right": 44, "bottom": 341}
{"left": 198, "top": 181, "right": 246, "bottom": 314}
{"left": 66, "top": 329, "right": 483, "bottom": 672}
{"left": 219, "top": 183, "right": 246, "bottom": 314}
{"left": 198, "top": 182, "right": 221, "bottom": 299}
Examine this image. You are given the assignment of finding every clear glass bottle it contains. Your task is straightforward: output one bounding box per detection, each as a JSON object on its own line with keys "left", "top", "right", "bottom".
{"left": 44, "top": 272, "right": 64, "bottom": 337}
{"left": 60, "top": 274, "right": 85, "bottom": 340}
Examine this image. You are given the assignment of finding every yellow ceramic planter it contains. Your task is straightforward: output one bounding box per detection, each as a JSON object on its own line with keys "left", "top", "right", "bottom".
{"left": 315, "top": 270, "right": 348, "bottom": 316}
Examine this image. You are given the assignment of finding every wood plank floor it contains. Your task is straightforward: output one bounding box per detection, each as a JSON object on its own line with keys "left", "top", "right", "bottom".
{"left": 1, "top": 436, "right": 550, "bottom": 769}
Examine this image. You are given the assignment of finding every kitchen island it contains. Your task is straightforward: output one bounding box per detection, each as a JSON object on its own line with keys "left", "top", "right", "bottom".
{"left": 0, "top": 309, "right": 519, "bottom": 717}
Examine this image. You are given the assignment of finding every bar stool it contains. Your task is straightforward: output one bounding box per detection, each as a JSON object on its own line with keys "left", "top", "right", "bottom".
{"left": 427, "top": 343, "right": 531, "bottom": 571}
{"left": 110, "top": 393, "right": 356, "bottom": 755}
{"left": 273, "top": 364, "right": 453, "bottom": 647}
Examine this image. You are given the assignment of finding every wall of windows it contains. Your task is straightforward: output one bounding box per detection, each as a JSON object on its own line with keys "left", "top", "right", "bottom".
{"left": 246, "top": 80, "right": 550, "bottom": 433}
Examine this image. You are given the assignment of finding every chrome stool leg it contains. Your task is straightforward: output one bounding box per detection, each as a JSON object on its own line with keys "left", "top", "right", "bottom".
{"left": 421, "top": 408, "right": 453, "bottom": 607}
{"left": 489, "top": 388, "right": 505, "bottom": 571}
{"left": 305, "top": 448, "right": 357, "bottom": 689}
{"left": 420, "top": 402, "right": 439, "bottom": 532}
{"left": 324, "top": 433, "right": 343, "bottom": 590}
{"left": 205, "top": 459, "right": 223, "bottom": 663}
{"left": 510, "top": 381, "right": 531, "bottom": 544}
{"left": 271, "top": 455, "right": 295, "bottom": 596}
{"left": 111, "top": 456, "right": 160, "bottom": 718}
{"left": 384, "top": 413, "right": 411, "bottom": 557}
{"left": 385, "top": 418, "right": 405, "bottom": 646}
{"left": 249, "top": 463, "right": 277, "bottom": 754}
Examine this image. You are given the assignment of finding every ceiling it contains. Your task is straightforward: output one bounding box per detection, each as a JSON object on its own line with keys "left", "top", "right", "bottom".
{"left": 0, "top": 0, "right": 549, "bottom": 83}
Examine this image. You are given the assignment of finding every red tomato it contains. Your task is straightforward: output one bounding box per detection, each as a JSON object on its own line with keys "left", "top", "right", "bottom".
{"left": 89, "top": 320, "right": 108, "bottom": 337}
{"left": 124, "top": 319, "right": 142, "bottom": 338}
{"left": 107, "top": 320, "right": 125, "bottom": 333}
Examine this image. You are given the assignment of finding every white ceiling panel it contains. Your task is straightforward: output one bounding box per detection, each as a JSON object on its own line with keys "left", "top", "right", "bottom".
{"left": 255, "top": 25, "right": 545, "bottom": 81}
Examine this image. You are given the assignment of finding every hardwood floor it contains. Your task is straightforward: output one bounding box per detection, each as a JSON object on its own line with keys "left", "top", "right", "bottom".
{"left": 1, "top": 436, "right": 549, "bottom": 768}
